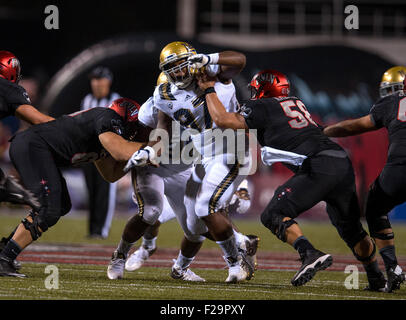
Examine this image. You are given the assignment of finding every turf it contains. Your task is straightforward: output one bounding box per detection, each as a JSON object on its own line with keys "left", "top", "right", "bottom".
{"left": 0, "top": 264, "right": 404, "bottom": 300}
{"left": 1, "top": 211, "right": 406, "bottom": 300}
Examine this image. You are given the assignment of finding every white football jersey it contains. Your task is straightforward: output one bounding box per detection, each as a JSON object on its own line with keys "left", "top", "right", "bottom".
{"left": 138, "top": 96, "right": 159, "bottom": 129}
{"left": 152, "top": 81, "right": 238, "bottom": 132}
{"left": 152, "top": 79, "right": 239, "bottom": 158}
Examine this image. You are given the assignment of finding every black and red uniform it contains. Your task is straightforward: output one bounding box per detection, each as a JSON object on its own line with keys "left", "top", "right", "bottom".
{"left": 366, "top": 91, "right": 406, "bottom": 236}
{"left": 9, "top": 106, "right": 141, "bottom": 234}
{"left": 242, "top": 96, "right": 367, "bottom": 248}
{"left": 0, "top": 76, "right": 32, "bottom": 184}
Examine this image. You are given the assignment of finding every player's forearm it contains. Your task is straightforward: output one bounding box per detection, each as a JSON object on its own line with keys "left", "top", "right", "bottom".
{"left": 99, "top": 132, "right": 146, "bottom": 162}
{"left": 324, "top": 120, "right": 363, "bottom": 137}
{"left": 217, "top": 51, "right": 246, "bottom": 80}
{"left": 111, "top": 141, "right": 146, "bottom": 161}
{"left": 218, "top": 51, "right": 246, "bottom": 69}
{"left": 15, "top": 105, "right": 54, "bottom": 125}
{"left": 205, "top": 93, "right": 245, "bottom": 130}
{"left": 94, "top": 156, "right": 126, "bottom": 182}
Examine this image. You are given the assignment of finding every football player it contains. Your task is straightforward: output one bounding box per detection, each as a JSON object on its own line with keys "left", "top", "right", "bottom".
{"left": 323, "top": 66, "right": 406, "bottom": 292}
{"left": 108, "top": 71, "right": 258, "bottom": 282}
{"left": 0, "top": 98, "right": 148, "bottom": 277}
{"left": 123, "top": 42, "right": 255, "bottom": 283}
{"left": 0, "top": 51, "right": 54, "bottom": 212}
{"left": 196, "top": 69, "right": 382, "bottom": 289}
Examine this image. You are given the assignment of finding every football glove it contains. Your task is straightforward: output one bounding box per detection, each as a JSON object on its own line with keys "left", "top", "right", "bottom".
{"left": 188, "top": 53, "right": 219, "bottom": 69}
{"left": 123, "top": 146, "right": 156, "bottom": 172}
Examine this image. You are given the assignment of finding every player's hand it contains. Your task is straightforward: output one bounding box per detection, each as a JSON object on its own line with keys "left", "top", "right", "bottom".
{"left": 123, "top": 146, "right": 156, "bottom": 172}
{"left": 188, "top": 54, "right": 211, "bottom": 69}
{"left": 228, "top": 188, "right": 251, "bottom": 215}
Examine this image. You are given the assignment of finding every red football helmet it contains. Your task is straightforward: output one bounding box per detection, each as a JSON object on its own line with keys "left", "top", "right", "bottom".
{"left": 109, "top": 98, "right": 140, "bottom": 123}
{"left": 0, "top": 51, "right": 22, "bottom": 83}
{"left": 109, "top": 98, "right": 141, "bottom": 140}
{"left": 248, "top": 69, "right": 290, "bottom": 99}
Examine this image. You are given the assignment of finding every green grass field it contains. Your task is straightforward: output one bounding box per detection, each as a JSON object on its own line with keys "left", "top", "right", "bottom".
{"left": 1, "top": 212, "right": 406, "bottom": 301}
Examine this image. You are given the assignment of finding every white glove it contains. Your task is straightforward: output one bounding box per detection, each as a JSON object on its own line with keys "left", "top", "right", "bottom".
{"left": 123, "top": 146, "right": 156, "bottom": 172}
{"left": 188, "top": 53, "right": 219, "bottom": 69}
{"left": 229, "top": 194, "right": 251, "bottom": 215}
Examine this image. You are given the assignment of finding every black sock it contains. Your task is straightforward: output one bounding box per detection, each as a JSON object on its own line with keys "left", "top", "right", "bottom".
{"left": 364, "top": 260, "right": 384, "bottom": 279}
{"left": 379, "top": 245, "right": 398, "bottom": 271}
{"left": 293, "top": 236, "right": 315, "bottom": 258}
{"left": 0, "top": 239, "right": 22, "bottom": 261}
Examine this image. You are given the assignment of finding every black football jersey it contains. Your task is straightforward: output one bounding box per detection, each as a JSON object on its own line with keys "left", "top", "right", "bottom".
{"left": 0, "top": 77, "right": 31, "bottom": 119}
{"left": 370, "top": 91, "right": 406, "bottom": 164}
{"left": 31, "top": 107, "right": 127, "bottom": 167}
{"left": 242, "top": 96, "right": 342, "bottom": 157}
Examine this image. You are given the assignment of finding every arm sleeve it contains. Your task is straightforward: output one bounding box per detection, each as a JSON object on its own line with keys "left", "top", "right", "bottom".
{"left": 5, "top": 84, "right": 32, "bottom": 115}
{"left": 240, "top": 100, "right": 267, "bottom": 129}
{"left": 369, "top": 96, "right": 391, "bottom": 129}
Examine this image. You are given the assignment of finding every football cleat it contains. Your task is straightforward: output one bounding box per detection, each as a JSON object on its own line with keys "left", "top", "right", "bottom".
{"left": 125, "top": 246, "right": 156, "bottom": 271}
{"left": 224, "top": 255, "right": 248, "bottom": 283}
{"left": 386, "top": 265, "right": 405, "bottom": 292}
{"left": 364, "top": 272, "right": 388, "bottom": 292}
{"left": 291, "top": 249, "right": 333, "bottom": 286}
{"left": 0, "top": 255, "right": 26, "bottom": 278}
{"left": 0, "top": 175, "right": 40, "bottom": 211}
{"left": 238, "top": 234, "right": 260, "bottom": 280}
{"left": 107, "top": 251, "right": 126, "bottom": 280}
{"left": 170, "top": 262, "right": 205, "bottom": 282}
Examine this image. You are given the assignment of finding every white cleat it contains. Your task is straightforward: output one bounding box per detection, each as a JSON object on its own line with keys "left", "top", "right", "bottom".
{"left": 224, "top": 255, "right": 248, "bottom": 283}
{"left": 125, "top": 246, "right": 156, "bottom": 271}
{"left": 238, "top": 235, "right": 260, "bottom": 280}
{"left": 170, "top": 262, "right": 206, "bottom": 282}
{"left": 107, "top": 251, "right": 126, "bottom": 280}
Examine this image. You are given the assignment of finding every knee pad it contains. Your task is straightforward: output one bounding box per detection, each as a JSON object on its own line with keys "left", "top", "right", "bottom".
{"left": 352, "top": 239, "right": 376, "bottom": 263}
{"left": 261, "top": 209, "right": 297, "bottom": 242}
{"left": 367, "top": 215, "right": 393, "bottom": 239}
{"left": 23, "top": 209, "right": 61, "bottom": 241}
{"left": 134, "top": 189, "right": 164, "bottom": 225}
{"left": 187, "top": 213, "right": 208, "bottom": 237}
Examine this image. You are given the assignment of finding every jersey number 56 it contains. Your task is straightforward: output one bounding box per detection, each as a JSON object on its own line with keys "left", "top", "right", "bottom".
{"left": 280, "top": 100, "right": 317, "bottom": 129}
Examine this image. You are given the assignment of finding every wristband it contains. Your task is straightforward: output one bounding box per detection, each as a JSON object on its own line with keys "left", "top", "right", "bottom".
{"left": 204, "top": 87, "right": 216, "bottom": 95}
{"left": 208, "top": 53, "right": 219, "bottom": 65}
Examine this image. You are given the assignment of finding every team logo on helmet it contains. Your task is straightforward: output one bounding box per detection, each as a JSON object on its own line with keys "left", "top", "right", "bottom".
{"left": 10, "top": 58, "right": 19, "bottom": 69}
{"left": 257, "top": 73, "right": 275, "bottom": 84}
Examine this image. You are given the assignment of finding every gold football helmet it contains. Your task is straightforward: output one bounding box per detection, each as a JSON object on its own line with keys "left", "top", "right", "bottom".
{"left": 159, "top": 41, "right": 197, "bottom": 89}
{"left": 379, "top": 66, "right": 406, "bottom": 98}
{"left": 156, "top": 72, "right": 168, "bottom": 85}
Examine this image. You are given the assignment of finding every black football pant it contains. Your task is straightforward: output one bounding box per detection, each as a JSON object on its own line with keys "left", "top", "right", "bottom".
{"left": 365, "top": 163, "right": 406, "bottom": 236}
{"left": 261, "top": 153, "right": 367, "bottom": 249}
{"left": 82, "top": 163, "right": 115, "bottom": 237}
{"left": 9, "top": 129, "right": 71, "bottom": 229}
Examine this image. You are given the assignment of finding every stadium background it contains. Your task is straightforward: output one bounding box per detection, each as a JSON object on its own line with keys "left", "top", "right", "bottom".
{"left": 0, "top": 0, "right": 405, "bottom": 221}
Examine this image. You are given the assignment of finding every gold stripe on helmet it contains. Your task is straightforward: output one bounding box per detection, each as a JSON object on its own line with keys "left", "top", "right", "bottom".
{"left": 159, "top": 41, "right": 196, "bottom": 70}
{"left": 156, "top": 72, "right": 168, "bottom": 86}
